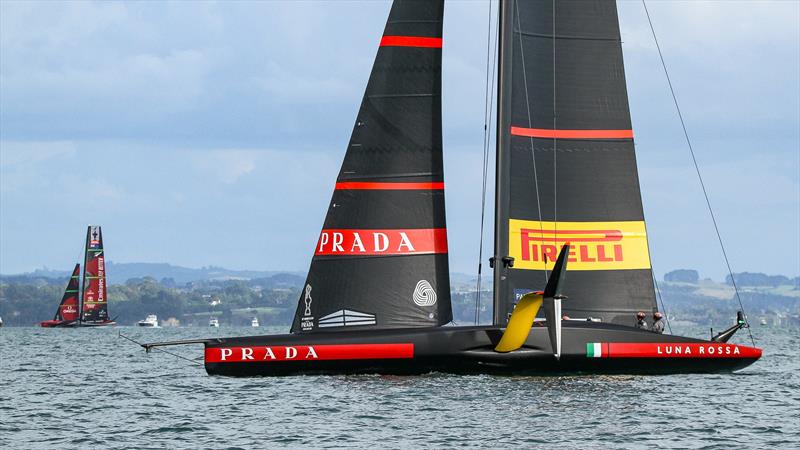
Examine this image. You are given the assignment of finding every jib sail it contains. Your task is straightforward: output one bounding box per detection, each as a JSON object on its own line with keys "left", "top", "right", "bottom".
{"left": 291, "top": 0, "right": 451, "bottom": 333}
{"left": 81, "top": 225, "right": 109, "bottom": 323}
{"left": 55, "top": 263, "right": 81, "bottom": 322}
{"left": 493, "top": 0, "right": 657, "bottom": 325}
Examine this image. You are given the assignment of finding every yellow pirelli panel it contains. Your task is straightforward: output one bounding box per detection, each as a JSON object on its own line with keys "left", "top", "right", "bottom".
{"left": 508, "top": 219, "right": 651, "bottom": 271}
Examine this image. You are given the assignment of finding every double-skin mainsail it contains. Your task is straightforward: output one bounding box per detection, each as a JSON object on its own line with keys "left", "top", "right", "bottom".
{"left": 493, "top": 0, "right": 657, "bottom": 326}
{"left": 81, "top": 225, "right": 111, "bottom": 324}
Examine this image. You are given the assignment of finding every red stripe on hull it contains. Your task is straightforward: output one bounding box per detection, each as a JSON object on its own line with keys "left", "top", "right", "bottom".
{"left": 205, "top": 343, "right": 414, "bottom": 363}
{"left": 335, "top": 182, "right": 444, "bottom": 190}
{"left": 511, "top": 126, "right": 634, "bottom": 140}
{"left": 605, "top": 342, "right": 761, "bottom": 359}
{"left": 380, "top": 36, "right": 442, "bottom": 48}
{"left": 316, "top": 228, "right": 448, "bottom": 256}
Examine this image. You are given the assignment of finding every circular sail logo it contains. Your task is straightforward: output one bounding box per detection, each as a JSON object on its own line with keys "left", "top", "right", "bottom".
{"left": 413, "top": 280, "right": 437, "bottom": 307}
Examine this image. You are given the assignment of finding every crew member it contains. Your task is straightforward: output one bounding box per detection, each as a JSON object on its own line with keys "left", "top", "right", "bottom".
{"left": 635, "top": 311, "right": 648, "bottom": 330}
{"left": 651, "top": 312, "right": 665, "bottom": 334}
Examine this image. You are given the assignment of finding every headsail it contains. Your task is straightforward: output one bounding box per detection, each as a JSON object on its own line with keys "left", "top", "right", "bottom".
{"left": 494, "top": 0, "right": 657, "bottom": 325}
{"left": 81, "top": 225, "right": 109, "bottom": 323}
{"left": 54, "top": 263, "right": 81, "bottom": 323}
{"left": 291, "top": 0, "right": 451, "bottom": 333}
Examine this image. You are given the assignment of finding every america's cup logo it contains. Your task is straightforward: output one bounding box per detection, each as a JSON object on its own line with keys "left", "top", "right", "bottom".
{"left": 300, "top": 284, "right": 314, "bottom": 331}
{"left": 303, "top": 284, "right": 313, "bottom": 317}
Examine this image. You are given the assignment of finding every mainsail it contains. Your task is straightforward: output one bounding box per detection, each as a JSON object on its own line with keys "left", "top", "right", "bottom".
{"left": 54, "top": 263, "right": 81, "bottom": 323}
{"left": 493, "top": 0, "right": 657, "bottom": 325}
{"left": 81, "top": 225, "right": 109, "bottom": 323}
{"left": 291, "top": 0, "right": 451, "bottom": 333}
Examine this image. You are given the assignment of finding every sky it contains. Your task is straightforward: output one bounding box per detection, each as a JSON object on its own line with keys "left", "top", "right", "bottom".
{"left": 1, "top": 0, "right": 798, "bottom": 280}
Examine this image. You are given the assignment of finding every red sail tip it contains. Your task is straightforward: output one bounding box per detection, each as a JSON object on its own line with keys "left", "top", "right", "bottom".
{"left": 335, "top": 182, "right": 444, "bottom": 190}
{"left": 511, "top": 126, "right": 634, "bottom": 140}
{"left": 380, "top": 36, "right": 442, "bottom": 48}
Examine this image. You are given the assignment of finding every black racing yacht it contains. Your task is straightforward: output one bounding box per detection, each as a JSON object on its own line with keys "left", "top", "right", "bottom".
{"left": 143, "top": 0, "right": 761, "bottom": 376}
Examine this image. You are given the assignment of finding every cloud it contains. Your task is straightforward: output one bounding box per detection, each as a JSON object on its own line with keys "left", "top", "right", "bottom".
{"left": 190, "top": 150, "right": 260, "bottom": 184}
{"left": 0, "top": 1, "right": 797, "bottom": 277}
{"left": 0, "top": 140, "right": 76, "bottom": 167}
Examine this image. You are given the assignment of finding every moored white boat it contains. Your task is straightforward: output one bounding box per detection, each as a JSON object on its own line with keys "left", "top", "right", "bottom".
{"left": 251, "top": 317, "right": 259, "bottom": 327}
{"left": 137, "top": 314, "right": 159, "bottom": 327}
{"left": 209, "top": 317, "right": 220, "bottom": 328}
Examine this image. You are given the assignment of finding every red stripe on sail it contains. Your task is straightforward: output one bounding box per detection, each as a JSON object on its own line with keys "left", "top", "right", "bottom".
{"left": 380, "top": 36, "right": 442, "bottom": 48}
{"left": 205, "top": 343, "right": 414, "bottom": 363}
{"left": 605, "top": 342, "right": 762, "bottom": 359}
{"left": 335, "top": 182, "right": 444, "bottom": 190}
{"left": 511, "top": 126, "right": 634, "bottom": 139}
{"left": 315, "top": 228, "right": 448, "bottom": 256}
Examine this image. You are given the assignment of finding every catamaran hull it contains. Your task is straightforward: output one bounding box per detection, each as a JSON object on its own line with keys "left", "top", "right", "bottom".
{"left": 204, "top": 322, "right": 761, "bottom": 377}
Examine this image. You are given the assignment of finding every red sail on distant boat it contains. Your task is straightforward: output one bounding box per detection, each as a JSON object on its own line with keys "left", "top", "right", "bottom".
{"left": 40, "top": 263, "right": 81, "bottom": 327}
{"left": 79, "top": 225, "right": 115, "bottom": 326}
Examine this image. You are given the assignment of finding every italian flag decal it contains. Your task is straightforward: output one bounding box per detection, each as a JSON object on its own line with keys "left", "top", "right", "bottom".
{"left": 586, "top": 343, "right": 603, "bottom": 358}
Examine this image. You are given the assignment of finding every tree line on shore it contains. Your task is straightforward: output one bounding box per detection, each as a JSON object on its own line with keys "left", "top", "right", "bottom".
{"left": 1, "top": 270, "right": 797, "bottom": 327}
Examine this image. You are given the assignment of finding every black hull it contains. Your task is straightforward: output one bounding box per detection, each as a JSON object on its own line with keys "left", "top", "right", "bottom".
{"left": 77, "top": 320, "right": 116, "bottom": 327}
{"left": 204, "top": 322, "right": 761, "bottom": 377}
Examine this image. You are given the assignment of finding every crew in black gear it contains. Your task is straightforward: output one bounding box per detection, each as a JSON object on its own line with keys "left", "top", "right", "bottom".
{"left": 651, "top": 312, "right": 665, "bottom": 334}
{"left": 635, "top": 311, "right": 648, "bottom": 330}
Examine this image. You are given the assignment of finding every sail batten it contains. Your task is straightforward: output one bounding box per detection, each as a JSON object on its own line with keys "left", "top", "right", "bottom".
{"left": 291, "top": 0, "right": 451, "bottom": 334}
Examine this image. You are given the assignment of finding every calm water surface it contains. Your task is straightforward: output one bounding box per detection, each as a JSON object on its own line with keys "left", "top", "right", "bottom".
{"left": 1, "top": 325, "right": 798, "bottom": 449}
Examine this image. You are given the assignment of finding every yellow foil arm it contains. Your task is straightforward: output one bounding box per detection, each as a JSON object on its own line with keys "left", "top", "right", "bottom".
{"left": 494, "top": 292, "right": 543, "bottom": 352}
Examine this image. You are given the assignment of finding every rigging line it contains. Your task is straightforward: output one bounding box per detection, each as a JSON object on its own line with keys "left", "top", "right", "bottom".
{"left": 552, "top": 0, "right": 558, "bottom": 253}
{"left": 642, "top": 0, "right": 754, "bottom": 346}
{"left": 119, "top": 332, "right": 203, "bottom": 367}
{"left": 475, "top": 0, "right": 498, "bottom": 325}
{"left": 514, "top": 0, "right": 548, "bottom": 282}
{"left": 652, "top": 273, "right": 673, "bottom": 334}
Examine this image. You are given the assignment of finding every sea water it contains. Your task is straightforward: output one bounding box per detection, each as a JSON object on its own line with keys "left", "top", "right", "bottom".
{"left": 1, "top": 325, "right": 798, "bottom": 448}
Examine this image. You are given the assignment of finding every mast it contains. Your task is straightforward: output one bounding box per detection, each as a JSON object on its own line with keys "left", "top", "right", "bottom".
{"left": 493, "top": 0, "right": 515, "bottom": 326}
{"left": 79, "top": 227, "right": 89, "bottom": 325}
